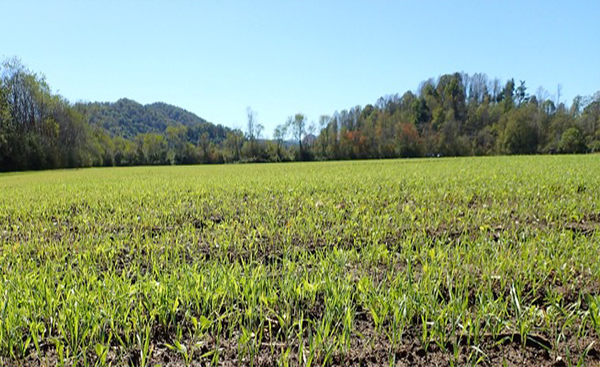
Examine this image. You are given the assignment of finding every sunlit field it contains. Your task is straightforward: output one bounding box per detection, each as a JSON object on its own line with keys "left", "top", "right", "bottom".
{"left": 1, "top": 156, "right": 599, "bottom": 366}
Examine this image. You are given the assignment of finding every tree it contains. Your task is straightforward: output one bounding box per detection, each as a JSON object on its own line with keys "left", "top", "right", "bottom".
{"left": 255, "top": 123, "right": 264, "bottom": 141}
{"left": 556, "top": 84, "right": 563, "bottom": 107}
{"left": 317, "top": 115, "right": 331, "bottom": 159}
{"left": 288, "top": 113, "right": 307, "bottom": 158}
{"left": 558, "top": 127, "right": 586, "bottom": 153}
{"left": 501, "top": 109, "right": 538, "bottom": 154}
{"left": 136, "top": 133, "right": 167, "bottom": 165}
{"left": 503, "top": 79, "right": 515, "bottom": 112}
{"left": 198, "top": 132, "right": 211, "bottom": 162}
{"left": 113, "top": 136, "right": 135, "bottom": 165}
{"left": 166, "top": 124, "right": 188, "bottom": 164}
{"left": 0, "top": 74, "right": 13, "bottom": 167}
{"left": 243, "top": 107, "right": 266, "bottom": 160}
{"left": 579, "top": 94, "right": 600, "bottom": 140}
{"left": 273, "top": 123, "right": 288, "bottom": 161}
{"left": 515, "top": 80, "right": 529, "bottom": 106}
{"left": 412, "top": 98, "right": 430, "bottom": 126}
{"left": 396, "top": 122, "right": 421, "bottom": 157}
{"left": 246, "top": 107, "right": 256, "bottom": 142}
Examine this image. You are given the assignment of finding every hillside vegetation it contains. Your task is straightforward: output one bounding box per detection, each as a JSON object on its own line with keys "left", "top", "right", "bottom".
{"left": 74, "top": 99, "right": 229, "bottom": 141}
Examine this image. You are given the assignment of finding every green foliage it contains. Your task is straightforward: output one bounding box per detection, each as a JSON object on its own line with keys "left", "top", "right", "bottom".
{"left": 311, "top": 74, "right": 599, "bottom": 161}
{"left": 74, "top": 99, "right": 228, "bottom": 141}
{"left": 0, "top": 156, "right": 599, "bottom": 364}
{"left": 501, "top": 108, "right": 539, "bottom": 154}
{"left": 0, "top": 58, "right": 98, "bottom": 171}
{"left": 559, "top": 127, "right": 587, "bottom": 154}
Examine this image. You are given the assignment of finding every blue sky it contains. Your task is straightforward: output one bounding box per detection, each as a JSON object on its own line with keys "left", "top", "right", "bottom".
{"left": 1, "top": 0, "right": 599, "bottom": 136}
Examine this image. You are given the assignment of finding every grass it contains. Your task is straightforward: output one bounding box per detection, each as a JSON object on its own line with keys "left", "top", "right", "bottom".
{"left": 0, "top": 155, "right": 599, "bottom": 366}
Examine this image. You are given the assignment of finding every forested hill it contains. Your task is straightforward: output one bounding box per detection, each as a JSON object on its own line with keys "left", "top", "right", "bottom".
{"left": 74, "top": 99, "right": 230, "bottom": 142}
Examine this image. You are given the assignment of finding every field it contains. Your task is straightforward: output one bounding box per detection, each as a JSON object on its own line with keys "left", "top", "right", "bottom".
{"left": 1, "top": 156, "right": 599, "bottom": 366}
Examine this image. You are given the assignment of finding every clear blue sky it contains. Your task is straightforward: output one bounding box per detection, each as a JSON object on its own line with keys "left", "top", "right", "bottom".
{"left": 1, "top": 0, "right": 599, "bottom": 136}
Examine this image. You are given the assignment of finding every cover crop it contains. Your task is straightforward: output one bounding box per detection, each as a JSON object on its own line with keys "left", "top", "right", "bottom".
{"left": 0, "top": 155, "right": 599, "bottom": 366}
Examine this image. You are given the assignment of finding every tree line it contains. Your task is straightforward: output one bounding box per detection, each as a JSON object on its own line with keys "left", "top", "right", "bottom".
{"left": 1, "top": 58, "right": 599, "bottom": 172}
{"left": 307, "top": 75, "right": 599, "bottom": 160}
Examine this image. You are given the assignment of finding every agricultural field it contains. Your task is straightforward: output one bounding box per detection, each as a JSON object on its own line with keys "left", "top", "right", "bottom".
{"left": 1, "top": 155, "right": 599, "bottom": 366}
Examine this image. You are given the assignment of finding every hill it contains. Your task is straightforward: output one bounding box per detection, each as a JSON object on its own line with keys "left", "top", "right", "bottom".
{"left": 74, "top": 98, "right": 231, "bottom": 143}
